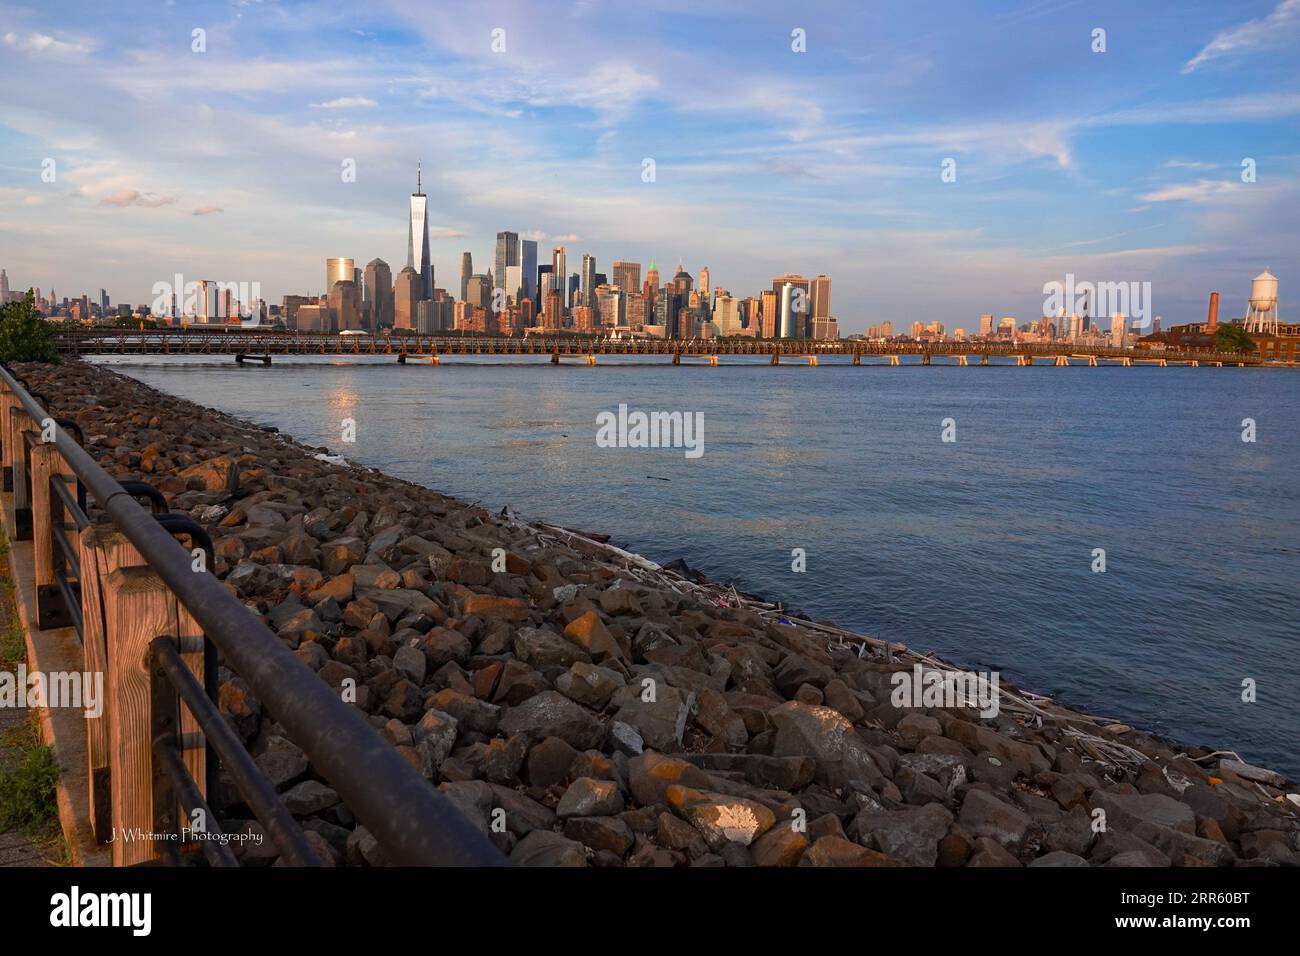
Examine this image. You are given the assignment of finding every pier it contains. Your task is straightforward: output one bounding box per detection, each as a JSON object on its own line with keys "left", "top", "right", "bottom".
{"left": 54, "top": 327, "right": 1263, "bottom": 367}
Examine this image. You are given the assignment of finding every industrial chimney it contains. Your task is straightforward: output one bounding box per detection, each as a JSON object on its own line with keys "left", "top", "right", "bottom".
{"left": 1207, "top": 291, "right": 1219, "bottom": 331}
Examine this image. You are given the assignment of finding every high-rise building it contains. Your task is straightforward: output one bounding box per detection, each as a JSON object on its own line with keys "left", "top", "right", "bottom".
{"left": 519, "top": 240, "right": 537, "bottom": 305}
{"left": 673, "top": 263, "right": 692, "bottom": 296}
{"left": 810, "top": 275, "right": 831, "bottom": 320}
{"left": 0, "top": 269, "right": 9, "bottom": 304}
{"left": 611, "top": 261, "right": 640, "bottom": 296}
{"left": 364, "top": 259, "right": 393, "bottom": 330}
{"left": 536, "top": 264, "right": 552, "bottom": 310}
{"left": 194, "top": 279, "right": 213, "bottom": 322}
{"left": 466, "top": 274, "right": 491, "bottom": 312}
{"left": 1111, "top": 313, "right": 1126, "bottom": 348}
{"left": 543, "top": 289, "right": 563, "bottom": 329}
{"left": 551, "top": 247, "right": 567, "bottom": 308}
{"left": 494, "top": 232, "right": 519, "bottom": 292}
{"left": 760, "top": 290, "right": 778, "bottom": 338}
{"left": 505, "top": 265, "right": 523, "bottom": 304}
{"left": 699, "top": 266, "right": 710, "bottom": 296}
{"left": 882, "top": 320, "right": 893, "bottom": 338}
{"left": 408, "top": 163, "right": 433, "bottom": 300}
{"left": 325, "top": 258, "right": 355, "bottom": 298}
{"left": 394, "top": 267, "right": 420, "bottom": 330}
{"left": 581, "top": 254, "right": 597, "bottom": 309}
{"left": 330, "top": 280, "right": 361, "bottom": 331}
{"left": 626, "top": 294, "right": 646, "bottom": 329}
{"left": 979, "top": 313, "right": 993, "bottom": 337}
{"left": 460, "top": 252, "right": 472, "bottom": 302}
{"left": 779, "top": 283, "right": 797, "bottom": 338}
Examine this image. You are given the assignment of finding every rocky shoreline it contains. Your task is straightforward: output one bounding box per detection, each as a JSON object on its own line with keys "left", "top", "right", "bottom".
{"left": 19, "top": 359, "right": 1300, "bottom": 867}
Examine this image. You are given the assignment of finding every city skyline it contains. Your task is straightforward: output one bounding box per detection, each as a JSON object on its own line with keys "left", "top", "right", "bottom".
{"left": 1, "top": 1, "right": 1298, "bottom": 331}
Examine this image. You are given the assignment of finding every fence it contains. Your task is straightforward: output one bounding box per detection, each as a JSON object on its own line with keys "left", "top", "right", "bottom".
{"left": 0, "top": 363, "right": 505, "bottom": 866}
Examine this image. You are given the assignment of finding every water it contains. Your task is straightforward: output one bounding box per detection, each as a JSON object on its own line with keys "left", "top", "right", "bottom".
{"left": 92, "top": 354, "right": 1300, "bottom": 779}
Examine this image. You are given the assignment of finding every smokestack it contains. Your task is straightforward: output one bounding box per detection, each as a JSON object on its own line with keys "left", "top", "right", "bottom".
{"left": 1207, "top": 291, "right": 1219, "bottom": 330}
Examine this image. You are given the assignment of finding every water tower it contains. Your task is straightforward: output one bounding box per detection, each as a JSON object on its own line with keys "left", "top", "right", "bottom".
{"left": 1244, "top": 269, "right": 1279, "bottom": 336}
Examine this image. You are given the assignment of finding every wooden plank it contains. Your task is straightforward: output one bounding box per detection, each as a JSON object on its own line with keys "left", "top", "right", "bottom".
{"left": 77, "top": 526, "right": 121, "bottom": 843}
{"left": 0, "top": 388, "right": 15, "bottom": 490}
{"left": 29, "top": 442, "right": 61, "bottom": 595}
{"left": 103, "top": 563, "right": 172, "bottom": 866}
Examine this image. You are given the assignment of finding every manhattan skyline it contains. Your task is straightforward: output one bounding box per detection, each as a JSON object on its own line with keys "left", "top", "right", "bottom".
{"left": 1, "top": 0, "right": 1298, "bottom": 331}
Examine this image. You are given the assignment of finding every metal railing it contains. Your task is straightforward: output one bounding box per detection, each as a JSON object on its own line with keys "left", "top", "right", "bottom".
{"left": 0, "top": 362, "right": 506, "bottom": 867}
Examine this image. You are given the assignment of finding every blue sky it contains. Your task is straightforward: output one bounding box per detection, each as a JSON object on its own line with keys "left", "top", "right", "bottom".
{"left": 0, "top": 0, "right": 1297, "bottom": 332}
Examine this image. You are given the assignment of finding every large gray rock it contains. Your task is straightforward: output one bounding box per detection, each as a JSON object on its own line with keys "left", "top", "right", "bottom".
{"left": 510, "top": 830, "right": 588, "bottom": 866}
{"left": 611, "top": 684, "right": 695, "bottom": 752}
{"left": 959, "top": 789, "right": 1033, "bottom": 850}
{"left": 500, "top": 691, "right": 605, "bottom": 750}
{"left": 850, "top": 803, "right": 953, "bottom": 866}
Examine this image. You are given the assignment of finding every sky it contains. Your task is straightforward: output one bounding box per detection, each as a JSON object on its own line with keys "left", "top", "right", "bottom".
{"left": 0, "top": 0, "right": 1297, "bottom": 333}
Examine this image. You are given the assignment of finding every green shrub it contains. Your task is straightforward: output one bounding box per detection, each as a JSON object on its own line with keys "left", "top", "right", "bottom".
{"left": 0, "top": 291, "right": 58, "bottom": 363}
{"left": 0, "top": 742, "right": 59, "bottom": 833}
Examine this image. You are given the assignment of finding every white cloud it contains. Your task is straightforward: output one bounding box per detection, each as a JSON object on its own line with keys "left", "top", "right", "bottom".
{"left": 1139, "top": 180, "right": 1242, "bottom": 203}
{"left": 99, "top": 190, "right": 177, "bottom": 208}
{"left": 1183, "top": 0, "right": 1300, "bottom": 72}
{"left": 192, "top": 206, "right": 224, "bottom": 216}
{"left": 311, "top": 96, "right": 378, "bottom": 109}
{"left": 2, "top": 31, "right": 93, "bottom": 57}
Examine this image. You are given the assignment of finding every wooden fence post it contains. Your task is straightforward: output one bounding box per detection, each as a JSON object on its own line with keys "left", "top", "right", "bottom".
{"left": 30, "top": 439, "right": 76, "bottom": 630}
{"left": 103, "top": 562, "right": 173, "bottom": 866}
{"left": 0, "top": 388, "right": 17, "bottom": 492}
{"left": 86, "top": 526, "right": 209, "bottom": 861}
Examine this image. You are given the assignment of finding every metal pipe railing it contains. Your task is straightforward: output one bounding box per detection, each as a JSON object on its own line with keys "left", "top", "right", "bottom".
{"left": 0, "top": 363, "right": 506, "bottom": 867}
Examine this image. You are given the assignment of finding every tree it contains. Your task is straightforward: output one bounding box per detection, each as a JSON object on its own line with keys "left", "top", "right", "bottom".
{"left": 1215, "top": 322, "right": 1255, "bottom": 354}
{"left": 0, "top": 291, "right": 58, "bottom": 363}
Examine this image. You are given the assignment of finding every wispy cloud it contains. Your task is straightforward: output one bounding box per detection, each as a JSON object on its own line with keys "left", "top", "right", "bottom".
{"left": 1140, "top": 180, "right": 1242, "bottom": 203}
{"left": 1184, "top": 0, "right": 1300, "bottom": 72}
{"left": 191, "top": 206, "right": 224, "bottom": 216}
{"left": 2, "top": 30, "right": 93, "bottom": 57}
{"left": 99, "top": 190, "right": 177, "bottom": 209}
{"left": 311, "top": 96, "right": 377, "bottom": 109}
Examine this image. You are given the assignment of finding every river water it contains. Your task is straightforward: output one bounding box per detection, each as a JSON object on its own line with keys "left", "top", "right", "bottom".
{"left": 91, "top": 354, "right": 1300, "bottom": 778}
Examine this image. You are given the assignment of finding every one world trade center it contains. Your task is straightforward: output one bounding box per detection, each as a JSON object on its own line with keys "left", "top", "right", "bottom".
{"left": 408, "top": 162, "right": 433, "bottom": 300}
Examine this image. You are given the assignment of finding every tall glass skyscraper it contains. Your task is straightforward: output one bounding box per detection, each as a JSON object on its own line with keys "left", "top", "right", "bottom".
{"left": 520, "top": 240, "right": 537, "bottom": 305}
{"left": 407, "top": 163, "right": 432, "bottom": 300}
{"left": 494, "top": 231, "right": 519, "bottom": 292}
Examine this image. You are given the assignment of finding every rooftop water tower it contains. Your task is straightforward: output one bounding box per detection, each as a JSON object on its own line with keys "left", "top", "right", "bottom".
{"left": 1244, "top": 269, "right": 1280, "bottom": 336}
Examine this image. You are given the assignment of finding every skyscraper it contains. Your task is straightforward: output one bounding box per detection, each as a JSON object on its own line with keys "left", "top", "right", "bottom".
{"left": 0, "top": 269, "right": 9, "bottom": 304}
{"left": 552, "top": 247, "right": 567, "bottom": 311}
{"left": 460, "top": 252, "right": 472, "bottom": 302}
{"left": 408, "top": 163, "right": 433, "bottom": 300}
{"left": 364, "top": 259, "right": 393, "bottom": 330}
{"left": 699, "top": 267, "right": 710, "bottom": 296}
{"left": 673, "top": 263, "right": 692, "bottom": 296}
{"left": 494, "top": 232, "right": 519, "bottom": 293}
{"left": 330, "top": 280, "right": 361, "bottom": 331}
{"left": 519, "top": 240, "right": 537, "bottom": 306}
{"left": 611, "top": 261, "right": 641, "bottom": 295}
{"left": 394, "top": 267, "right": 419, "bottom": 330}
{"left": 326, "top": 258, "right": 355, "bottom": 297}
{"left": 810, "top": 275, "right": 831, "bottom": 320}
{"left": 581, "top": 254, "right": 597, "bottom": 309}
{"left": 780, "top": 283, "right": 797, "bottom": 338}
